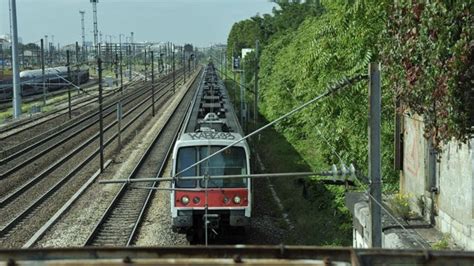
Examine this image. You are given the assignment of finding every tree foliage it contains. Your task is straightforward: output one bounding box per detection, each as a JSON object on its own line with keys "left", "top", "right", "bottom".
{"left": 227, "top": 0, "right": 473, "bottom": 181}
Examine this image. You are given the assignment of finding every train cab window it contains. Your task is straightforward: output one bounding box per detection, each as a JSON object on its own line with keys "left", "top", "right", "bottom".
{"left": 176, "top": 147, "right": 197, "bottom": 188}
{"left": 199, "top": 146, "right": 247, "bottom": 188}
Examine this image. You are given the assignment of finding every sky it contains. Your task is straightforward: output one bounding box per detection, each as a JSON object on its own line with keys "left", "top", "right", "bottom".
{"left": 0, "top": 0, "right": 276, "bottom": 47}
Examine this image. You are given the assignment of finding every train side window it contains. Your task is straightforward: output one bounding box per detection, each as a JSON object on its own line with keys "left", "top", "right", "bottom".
{"left": 176, "top": 147, "right": 197, "bottom": 188}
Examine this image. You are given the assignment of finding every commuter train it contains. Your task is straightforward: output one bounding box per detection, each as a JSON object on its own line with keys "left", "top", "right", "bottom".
{"left": 0, "top": 66, "right": 89, "bottom": 102}
{"left": 171, "top": 63, "right": 251, "bottom": 242}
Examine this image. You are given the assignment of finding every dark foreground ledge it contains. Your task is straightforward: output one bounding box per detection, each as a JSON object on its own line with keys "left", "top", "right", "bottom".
{"left": 0, "top": 245, "right": 473, "bottom": 265}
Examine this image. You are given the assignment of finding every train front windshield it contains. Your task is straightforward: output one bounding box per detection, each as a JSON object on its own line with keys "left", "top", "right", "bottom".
{"left": 176, "top": 146, "right": 247, "bottom": 188}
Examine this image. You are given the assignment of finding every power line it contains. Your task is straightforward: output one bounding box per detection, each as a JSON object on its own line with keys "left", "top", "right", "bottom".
{"left": 174, "top": 74, "right": 367, "bottom": 177}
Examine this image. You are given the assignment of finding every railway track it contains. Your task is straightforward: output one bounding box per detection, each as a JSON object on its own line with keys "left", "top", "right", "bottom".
{"left": 0, "top": 70, "right": 184, "bottom": 182}
{"left": 0, "top": 80, "right": 114, "bottom": 138}
{"left": 0, "top": 79, "right": 98, "bottom": 109}
{"left": 0, "top": 70, "right": 192, "bottom": 248}
{"left": 84, "top": 69, "right": 201, "bottom": 246}
{"left": 0, "top": 72, "right": 175, "bottom": 147}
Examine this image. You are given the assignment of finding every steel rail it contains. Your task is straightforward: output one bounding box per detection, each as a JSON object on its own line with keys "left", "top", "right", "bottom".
{"left": 0, "top": 69, "right": 182, "bottom": 137}
{"left": 0, "top": 82, "right": 115, "bottom": 137}
{"left": 0, "top": 71, "right": 183, "bottom": 178}
{"left": 84, "top": 69, "right": 201, "bottom": 246}
{"left": 0, "top": 75, "right": 184, "bottom": 207}
{"left": 0, "top": 82, "right": 132, "bottom": 140}
{"left": 0, "top": 83, "right": 147, "bottom": 176}
{"left": 126, "top": 74, "right": 199, "bottom": 246}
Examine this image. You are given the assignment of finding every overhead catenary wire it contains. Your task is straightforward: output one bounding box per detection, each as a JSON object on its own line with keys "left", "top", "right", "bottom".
{"left": 282, "top": 74, "right": 429, "bottom": 249}
{"left": 173, "top": 68, "right": 428, "bottom": 248}
{"left": 173, "top": 74, "right": 368, "bottom": 178}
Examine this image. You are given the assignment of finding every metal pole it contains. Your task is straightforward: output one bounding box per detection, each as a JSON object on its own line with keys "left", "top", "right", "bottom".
{"left": 233, "top": 71, "right": 236, "bottom": 104}
{"left": 91, "top": 0, "right": 99, "bottom": 57}
{"left": 172, "top": 46, "right": 176, "bottom": 94}
{"left": 151, "top": 51, "right": 155, "bottom": 116}
{"left": 224, "top": 49, "right": 227, "bottom": 81}
{"left": 240, "top": 71, "right": 245, "bottom": 126}
{"left": 67, "top": 50, "right": 72, "bottom": 119}
{"left": 254, "top": 40, "right": 259, "bottom": 126}
{"left": 183, "top": 47, "right": 186, "bottom": 84}
{"left": 144, "top": 49, "right": 147, "bottom": 82}
{"left": 76, "top": 42, "right": 80, "bottom": 95}
{"left": 128, "top": 45, "right": 132, "bottom": 81}
{"left": 75, "top": 42, "right": 80, "bottom": 63}
{"left": 41, "top": 39, "right": 46, "bottom": 106}
{"left": 9, "top": 0, "right": 22, "bottom": 118}
{"left": 115, "top": 53, "right": 119, "bottom": 88}
{"left": 98, "top": 57, "right": 104, "bottom": 172}
{"left": 120, "top": 50, "right": 123, "bottom": 94}
{"left": 369, "top": 62, "right": 382, "bottom": 248}
{"left": 80, "top": 10, "right": 86, "bottom": 61}
{"left": 130, "top": 32, "right": 134, "bottom": 57}
{"left": 117, "top": 101, "right": 122, "bottom": 148}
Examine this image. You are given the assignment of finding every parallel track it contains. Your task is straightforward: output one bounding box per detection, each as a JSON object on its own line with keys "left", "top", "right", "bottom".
{"left": 84, "top": 69, "right": 201, "bottom": 246}
{"left": 0, "top": 70, "right": 184, "bottom": 181}
{"left": 0, "top": 71, "right": 192, "bottom": 248}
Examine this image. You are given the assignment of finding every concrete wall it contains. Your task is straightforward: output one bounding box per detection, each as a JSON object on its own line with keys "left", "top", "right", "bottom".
{"left": 401, "top": 115, "right": 474, "bottom": 249}
{"left": 351, "top": 199, "right": 428, "bottom": 249}
{"left": 436, "top": 140, "right": 474, "bottom": 249}
{"left": 401, "top": 114, "right": 427, "bottom": 201}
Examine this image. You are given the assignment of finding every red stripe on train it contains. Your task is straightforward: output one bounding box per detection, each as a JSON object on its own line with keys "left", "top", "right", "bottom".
{"left": 175, "top": 189, "right": 248, "bottom": 207}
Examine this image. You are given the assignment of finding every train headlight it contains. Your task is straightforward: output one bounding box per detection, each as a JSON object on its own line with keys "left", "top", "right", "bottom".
{"left": 233, "top": 196, "right": 241, "bottom": 204}
{"left": 181, "top": 196, "right": 190, "bottom": 205}
{"left": 193, "top": 196, "right": 201, "bottom": 204}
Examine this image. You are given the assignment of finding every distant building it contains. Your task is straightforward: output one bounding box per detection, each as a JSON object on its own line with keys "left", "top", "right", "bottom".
{"left": 0, "top": 38, "right": 11, "bottom": 50}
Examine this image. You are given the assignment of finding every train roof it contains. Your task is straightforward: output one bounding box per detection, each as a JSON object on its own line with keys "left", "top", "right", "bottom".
{"left": 181, "top": 64, "right": 244, "bottom": 139}
{"left": 20, "top": 66, "right": 89, "bottom": 78}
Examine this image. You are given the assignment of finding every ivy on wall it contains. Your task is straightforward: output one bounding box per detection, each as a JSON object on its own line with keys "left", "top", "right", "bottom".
{"left": 382, "top": 0, "right": 474, "bottom": 148}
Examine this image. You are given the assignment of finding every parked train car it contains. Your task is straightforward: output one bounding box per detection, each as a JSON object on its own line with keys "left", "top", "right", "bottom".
{"left": 0, "top": 66, "right": 89, "bottom": 102}
{"left": 171, "top": 63, "right": 251, "bottom": 242}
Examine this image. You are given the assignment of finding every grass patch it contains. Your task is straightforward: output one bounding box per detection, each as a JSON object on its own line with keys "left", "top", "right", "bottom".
{"left": 224, "top": 77, "right": 352, "bottom": 246}
{"left": 0, "top": 91, "right": 75, "bottom": 121}
{"left": 253, "top": 121, "right": 352, "bottom": 246}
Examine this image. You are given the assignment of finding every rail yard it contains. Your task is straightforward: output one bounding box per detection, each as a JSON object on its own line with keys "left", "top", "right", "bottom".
{"left": 1, "top": 0, "right": 473, "bottom": 265}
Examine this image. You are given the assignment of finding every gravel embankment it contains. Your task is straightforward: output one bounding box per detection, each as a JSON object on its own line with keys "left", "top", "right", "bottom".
{"left": 36, "top": 76, "right": 191, "bottom": 247}
{"left": 0, "top": 78, "right": 184, "bottom": 248}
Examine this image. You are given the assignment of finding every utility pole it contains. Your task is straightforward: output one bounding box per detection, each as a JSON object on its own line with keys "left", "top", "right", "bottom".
{"left": 128, "top": 45, "right": 132, "bottom": 81}
{"left": 369, "top": 62, "right": 382, "bottom": 248}
{"left": 79, "top": 10, "right": 86, "bottom": 61}
{"left": 240, "top": 69, "right": 245, "bottom": 128}
{"left": 51, "top": 35, "right": 55, "bottom": 65}
{"left": 151, "top": 51, "right": 155, "bottom": 116}
{"left": 9, "top": 0, "right": 22, "bottom": 118}
{"left": 75, "top": 42, "right": 80, "bottom": 95}
{"left": 254, "top": 40, "right": 259, "bottom": 126}
{"left": 130, "top": 32, "right": 134, "bottom": 58}
{"left": 183, "top": 47, "right": 186, "bottom": 84}
{"left": 75, "top": 41, "right": 80, "bottom": 63}
{"left": 98, "top": 57, "right": 104, "bottom": 172}
{"left": 41, "top": 38, "right": 46, "bottom": 106}
{"left": 115, "top": 53, "right": 119, "bottom": 88}
{"left": 90, "top": 0, "right": 99, "bottom": 57}
{"left": 144, "top": 49, "right": 147, "bottom": 82}
{"left": 172, "top": 45, "right": 176, "bottom": 94}
{"left": 66, "top": 50, "right": 72, "bottom": 119}
{"left": 119, "top": 50, "right": 123, "bottom": 94}
{"left": 224, "top": 48, "right": 227, "bottom": 81}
